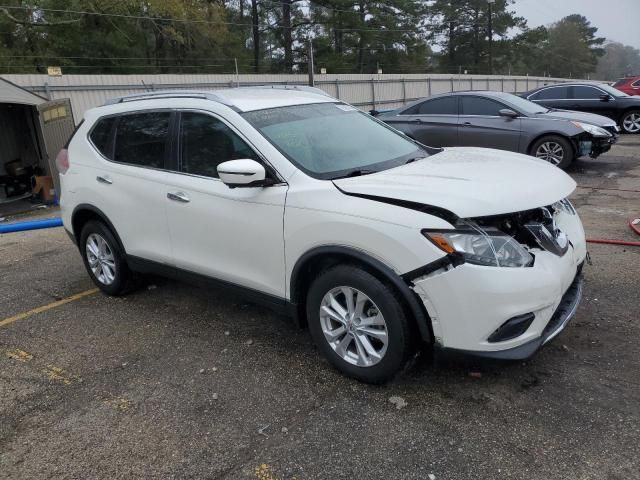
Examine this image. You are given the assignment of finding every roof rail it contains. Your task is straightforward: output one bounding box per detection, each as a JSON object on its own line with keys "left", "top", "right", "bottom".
{"left": 238, "top": 84, "right": 331, "bottom": 97}
{"left": 103, "top": 90, "right": 235, "bottom": 107}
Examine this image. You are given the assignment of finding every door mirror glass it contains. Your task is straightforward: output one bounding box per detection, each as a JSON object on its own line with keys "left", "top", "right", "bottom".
{"left": 217, "top": 159, "right": 267, "bottom": 187}
{"left": 499, "top": 108, "right": 518, "bottom": 118}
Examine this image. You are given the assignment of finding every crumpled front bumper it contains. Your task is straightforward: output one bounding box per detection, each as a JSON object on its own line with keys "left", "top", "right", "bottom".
{"left": 575, "top": 133, "right": 617, "bottom": 159}
{"left": 410, "top": 210, "right": 587, "bottom": 360}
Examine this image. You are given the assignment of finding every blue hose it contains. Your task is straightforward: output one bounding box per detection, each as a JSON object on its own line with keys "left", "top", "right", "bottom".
{"left": 0, "top": 217, "right": 63, "bottom": 234}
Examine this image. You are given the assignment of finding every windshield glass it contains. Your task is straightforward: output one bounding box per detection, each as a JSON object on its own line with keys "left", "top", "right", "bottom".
{"left": 599, "top": 84, "right": 628, "bottom": 97}
{"left": 242, "top": 103, "right": 427, "bottom": 179}
{"left": 499, "top": 93, "right": 549, "bottom": 114}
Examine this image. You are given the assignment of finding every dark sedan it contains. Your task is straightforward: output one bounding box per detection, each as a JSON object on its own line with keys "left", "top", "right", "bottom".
{"left": 376, "top": 91, "right": 618, "bottom": 169}
{"left": 523, "top": 82, "right": 640, "bottom": 134}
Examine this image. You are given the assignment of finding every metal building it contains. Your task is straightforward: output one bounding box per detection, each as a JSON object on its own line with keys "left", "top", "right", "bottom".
{"left": 0, "top": 77, "right": 75, "bottom": 212}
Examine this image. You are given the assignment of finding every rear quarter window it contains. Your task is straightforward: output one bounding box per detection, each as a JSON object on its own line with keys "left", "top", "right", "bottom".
{"left": 89, "top": 117, "right": 116, "bottom": 158}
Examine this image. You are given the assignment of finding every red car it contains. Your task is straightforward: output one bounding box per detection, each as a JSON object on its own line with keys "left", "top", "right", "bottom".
{"left": 613, "top": 76, "right": 640, "bottom": 96}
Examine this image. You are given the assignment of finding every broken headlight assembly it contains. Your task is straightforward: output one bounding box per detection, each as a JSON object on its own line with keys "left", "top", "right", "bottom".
{"left": 423, "top": 221, "right": 533, "bottom": 268}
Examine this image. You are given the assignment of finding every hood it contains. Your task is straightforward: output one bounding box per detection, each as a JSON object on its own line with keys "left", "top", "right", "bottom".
{"left": 334, "top": 147, "right": 576, "bottom": 219}
{"left": 534, "top": 109, "right": 616, "bottom": 127}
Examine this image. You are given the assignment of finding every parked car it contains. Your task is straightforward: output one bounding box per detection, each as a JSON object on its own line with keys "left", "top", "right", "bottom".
{"left": 59, "top": 87, "right": 586, "bottom": 383}
{"left": 376, "top": 91, "right": 617, "bottom": 169}
{"left": 612, "top": 76, "right": 640, "bottom": 96}
{"left": 524, "top": 82, "right": 640, "bottom": 134}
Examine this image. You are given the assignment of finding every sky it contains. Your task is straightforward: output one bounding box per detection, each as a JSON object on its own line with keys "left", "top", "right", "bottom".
{"left": 511, "top": 0, "right": 640, "bottom": 49}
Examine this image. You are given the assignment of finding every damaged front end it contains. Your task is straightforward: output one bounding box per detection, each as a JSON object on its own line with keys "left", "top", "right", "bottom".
{"left": 417, "top": 199, "right": 578, "bottom": 276}
{"left": 572, "top": 129, "right": 617, "bottom": 159}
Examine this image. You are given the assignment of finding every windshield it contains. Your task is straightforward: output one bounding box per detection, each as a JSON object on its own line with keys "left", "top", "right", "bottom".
{"left": 599, "top": 83, "right": 628, "bottom": 97}
{"left": 242, "top": 103, "right": 427, "bottom": 179}
{"left": 500, "top": 93, "right": 549, "bottom": 114}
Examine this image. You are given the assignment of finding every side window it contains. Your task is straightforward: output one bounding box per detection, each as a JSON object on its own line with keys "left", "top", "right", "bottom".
{"left": 531, "top": 86, "right": 568, "bottom": 100}
{"left": 571, "top": 86, "right": 602, "bottom": 99}
{"left": 460, "top": 96, "right": 504, "bottom": 116}
{"left": 89, "top": 117, "right": 116, "bottom": 158}
{"left": 179, "top": 112, "right": 259, "bottom": 179}
{"left": 632, "top": 80, "right": 640, "bottom": 87}
{"left": 418, "top": 97, "right": 458, "bottom": 115}
{"left": 113, "top": 111, "right": 171, "bottom": 168}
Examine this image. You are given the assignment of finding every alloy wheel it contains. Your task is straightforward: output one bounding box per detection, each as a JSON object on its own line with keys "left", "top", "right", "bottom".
{"left": 319, "top": 286, "right": 388, "bottom": 367}
{"left": 623, "top": 113, "right": 640, "bottom": 133}
{"left": 535, "top": 141, "right": 565, "bottom": 165}
{"left": 86, "top": 233, "right": 116, "bottom": 285}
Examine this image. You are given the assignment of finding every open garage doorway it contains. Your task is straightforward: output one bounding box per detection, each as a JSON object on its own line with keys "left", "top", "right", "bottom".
{"left": 0, "top": 77, "right": 75, "bottom": 217}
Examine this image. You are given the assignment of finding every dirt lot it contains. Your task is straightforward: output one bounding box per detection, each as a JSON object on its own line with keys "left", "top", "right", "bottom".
{"left": 1, "top": 137, "right": 639, "bottom": 480}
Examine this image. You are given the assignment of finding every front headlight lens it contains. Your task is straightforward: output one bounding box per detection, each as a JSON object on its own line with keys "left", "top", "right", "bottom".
{"left": 571, "top": 121, "right": 611, "bottom": 137}
{"left": 423, "top": 225, "right": 533, "bottom": 268}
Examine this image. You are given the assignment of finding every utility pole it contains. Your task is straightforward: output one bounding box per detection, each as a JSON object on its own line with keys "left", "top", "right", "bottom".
{"left": 307, "top": 39, "right": 315, "bottom": 87}
{"left": 487, "top": 0, "right": 495, "bottom": 75}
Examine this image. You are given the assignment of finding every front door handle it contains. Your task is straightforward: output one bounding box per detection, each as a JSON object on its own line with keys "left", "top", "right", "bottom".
{"left": 167, "top": 191, "right": 190, "bottom": 203}
{"left": 462, "top": 122, "right": 472, "bottom": 126}
{"left": 410, "top": 118, "right": 424, "bottom": 124}
{"left": 96, "top": 175, "right": 112, "bottom": 185}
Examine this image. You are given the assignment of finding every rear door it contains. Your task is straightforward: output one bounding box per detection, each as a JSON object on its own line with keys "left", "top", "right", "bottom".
{"left": 458, "top": 95, "right": 521, "bottom": 151}
{"left": 395, "top": 96, "right": 459, "bottom": 147}
{"left": 87, "top": 110, "right": 174, "bottom": 264}
{"left": 527, "top": 85, "right": 572, "bottom": 110}
{"left": 38, "top": 98, "right": 76, "bottom": 196}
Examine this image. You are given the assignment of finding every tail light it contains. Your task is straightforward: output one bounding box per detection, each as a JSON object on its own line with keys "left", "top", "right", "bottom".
{"left": 56, "top": 148, "right": 70, "bottom": 174}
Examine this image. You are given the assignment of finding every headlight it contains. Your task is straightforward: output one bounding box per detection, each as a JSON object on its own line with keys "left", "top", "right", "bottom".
{"left": 571, "top": 121, "right": 611, "bottom": 137}
{"left": 423, "top": 223, "right": 533, "bottom": 268}
{"left": 553, "top": 198, "right": 576, "bottom": 215}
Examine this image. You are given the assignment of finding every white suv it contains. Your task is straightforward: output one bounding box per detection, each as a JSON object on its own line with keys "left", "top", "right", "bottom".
{"left": 59, "top": 87, "right": 587, "bottom": 383}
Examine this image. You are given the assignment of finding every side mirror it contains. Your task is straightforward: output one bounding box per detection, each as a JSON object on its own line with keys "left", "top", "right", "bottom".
{"left": 599, "top": 94, "right": 611, "bottom": 102}
{"left": 499, "top": 108, "right": 518, "bottom": 119}
{"left": 217, "top": 159, "right": 267, "bottom": 188}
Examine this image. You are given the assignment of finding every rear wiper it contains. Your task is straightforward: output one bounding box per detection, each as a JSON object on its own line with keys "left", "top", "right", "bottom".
{"left": 333, "top": 169, "right": 376, "bottom": 179}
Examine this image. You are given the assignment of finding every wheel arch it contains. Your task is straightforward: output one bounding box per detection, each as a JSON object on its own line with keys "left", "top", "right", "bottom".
{"left": 71, "top": 204, "right": 126, "bottom": 253}
{"left": 289, "top": 245, "right": 433, "bottom": 343}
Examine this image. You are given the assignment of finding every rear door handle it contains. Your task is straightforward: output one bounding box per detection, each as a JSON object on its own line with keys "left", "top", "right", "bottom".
{"left": 462, "top": 122, "right": 472, "bottom": 126}
{"left": 96, "top": 175, "right": 112, "bottom": 185}
{"left": 167, "top": 191, "right": 190, "bottom": 203}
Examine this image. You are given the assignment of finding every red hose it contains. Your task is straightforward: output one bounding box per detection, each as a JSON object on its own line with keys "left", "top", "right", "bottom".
{"left": 586, "top": 218, "right": 640, "bottom": 247}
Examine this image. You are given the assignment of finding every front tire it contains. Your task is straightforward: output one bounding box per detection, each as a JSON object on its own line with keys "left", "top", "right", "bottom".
{"left": 530, "top": 135, "right": 574, "bottom": 169}
{"left": 306, "top": 265, "right": 414, "bottom": 384}
{"left": 621, "top": 110, "right": 640, "bottom": 134}
{"left": 80, "top": 220, "right": 133, "bottom": 296}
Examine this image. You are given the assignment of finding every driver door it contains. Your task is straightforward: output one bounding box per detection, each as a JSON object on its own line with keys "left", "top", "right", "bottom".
{"left": 164, "top": 111, "right": 288, "bottom": 298}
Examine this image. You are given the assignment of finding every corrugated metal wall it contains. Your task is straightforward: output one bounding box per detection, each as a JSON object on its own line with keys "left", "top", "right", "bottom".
{"left": 2, "top": 73, "right": 578, "bottom": 123}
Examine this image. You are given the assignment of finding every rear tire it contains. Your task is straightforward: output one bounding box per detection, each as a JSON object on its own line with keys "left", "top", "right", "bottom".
{"left": 80, "top": 220, "right": 134, "bottom": 296}
{"left": 530, "top": 135, "right": 574, "bottom": 169}
{"left": 306, "top": 265, "right": 414, "bottom": 384}
{"left": 620, "top": 110, "right": 640, "bottom": 134}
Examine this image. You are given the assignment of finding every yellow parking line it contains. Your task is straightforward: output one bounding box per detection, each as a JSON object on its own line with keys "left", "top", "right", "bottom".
{"left": 0, "top": 288, "right": 99, "bottom": 327}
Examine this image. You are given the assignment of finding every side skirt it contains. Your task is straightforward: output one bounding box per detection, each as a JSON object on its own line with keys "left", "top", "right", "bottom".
{"left": 126, "top": 255, "right": 289, "bottom": 315}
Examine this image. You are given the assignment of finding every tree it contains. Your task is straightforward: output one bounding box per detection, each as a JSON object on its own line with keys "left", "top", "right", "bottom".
{"left": 542, "top": 15, "right": 605, "bottom": 78}
{"left": 594, "top": 42, "right": 640, "bottom": 81}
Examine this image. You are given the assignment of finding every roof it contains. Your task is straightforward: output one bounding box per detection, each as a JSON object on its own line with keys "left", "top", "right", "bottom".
{"left": 0, "top": 76, "right": 47, "bottom": 105}
{"left": 103, "top": 86, "right": 334, "bottom": 112}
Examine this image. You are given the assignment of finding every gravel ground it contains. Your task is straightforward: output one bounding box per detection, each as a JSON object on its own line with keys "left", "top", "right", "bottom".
{"left": 1, "top": 137, "right": 639, "bottom": 480}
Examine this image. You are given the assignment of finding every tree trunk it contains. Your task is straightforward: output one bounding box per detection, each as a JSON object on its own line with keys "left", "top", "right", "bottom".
{"left": 251, "top": 0, "right": 260, "bottom": 73}
{"left": 282, "top": 0, "right": 293, "bottom": 72}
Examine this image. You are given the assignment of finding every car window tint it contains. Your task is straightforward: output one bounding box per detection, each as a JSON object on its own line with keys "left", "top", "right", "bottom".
{"left": 418, "top": 97, "right": 458, "bottom": 115}
{"left": 113, "top": 112, "right": 171, "bottom": 168}
{"left": 632, "top": 80, "right": 640, "bottom": 87}
{"left": 460, "top": 96, "right": 503, "bottom": 116}
{"left": 180, "top": 112, "right": 258, "bottom": 178}
{"left": 89, "top": 117, "right": 116, "bottom": 158}
{"left": 572, "top": 86, "right": 602, "bottom": 99}
{"left": 531, "top": 86, "right": 568, "bottom": 100}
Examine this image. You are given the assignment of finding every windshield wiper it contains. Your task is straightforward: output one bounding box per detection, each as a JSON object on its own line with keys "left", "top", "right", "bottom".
{"left": 405, "top": 156, "right": 427, "bottom": 164}
{"left": 333, "top": 169, "right": 377, "bottom": 179}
